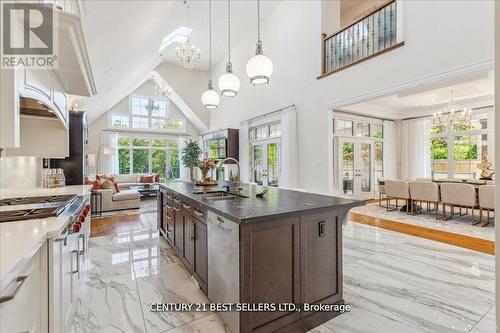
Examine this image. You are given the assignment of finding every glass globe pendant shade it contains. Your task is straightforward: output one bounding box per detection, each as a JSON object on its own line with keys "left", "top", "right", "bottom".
{"left": 246, "top": 42, "right": 273, "bottom": 85}
{"left": 218, "top": 63, "right": 240, "bottom": 97}
{"left": 201, "top": 81, "right": 220, "bottom": 109}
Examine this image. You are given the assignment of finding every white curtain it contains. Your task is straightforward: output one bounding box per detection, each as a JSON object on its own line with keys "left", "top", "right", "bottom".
{"left": 179, "top": 138, "right": 190, "bottom": 181}
{"left": 401, "top": 117, "right": 432, "bottom": 180}
{"left": 239, "top": 121, "right": 250, "bottom": 183}
{"left": 100, "top": 132, "right": 118, "bottom": 175}
{"left": 383, "top": 120, "right": 398, "bottom": 179}
{"left": 279, "top": 107, "right": 299, "bottom": 189}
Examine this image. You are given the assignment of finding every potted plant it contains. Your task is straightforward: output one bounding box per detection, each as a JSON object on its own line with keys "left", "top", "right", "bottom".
{"left": 198, "top": 157, "right": 216, "bottom": 183}
{"left": 181, "top": 140, "right": 202, "bottom": 181}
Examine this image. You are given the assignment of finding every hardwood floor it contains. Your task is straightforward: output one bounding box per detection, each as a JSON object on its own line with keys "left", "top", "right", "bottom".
{"left": 350, "top": 211, "right": 494, "bottom": 255}
{"left": 90, "top": 213, "right": 156, "bottom": 237}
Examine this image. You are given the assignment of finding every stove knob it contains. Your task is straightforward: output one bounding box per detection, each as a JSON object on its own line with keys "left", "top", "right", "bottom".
{"left": 85, "top": 204, "right": 91, "bottom": 210}
{"left": 73, "top": 222, "right": 81, "bottom": 232}
{"left": 79, "top": 215, "right": 85, "bottom": 223}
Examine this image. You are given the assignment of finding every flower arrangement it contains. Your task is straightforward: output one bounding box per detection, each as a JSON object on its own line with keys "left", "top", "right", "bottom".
{"left": 198, "top": 158, "right": 216, "bottom": 182}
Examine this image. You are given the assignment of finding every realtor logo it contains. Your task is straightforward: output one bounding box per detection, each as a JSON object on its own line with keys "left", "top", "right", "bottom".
{"left": 1, "top": 1, "right": 58, "bottom": 68}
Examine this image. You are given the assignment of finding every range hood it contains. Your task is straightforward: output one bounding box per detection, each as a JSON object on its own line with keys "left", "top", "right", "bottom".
{"left": 20, "top": 97, "right": 58, "bottom": 119}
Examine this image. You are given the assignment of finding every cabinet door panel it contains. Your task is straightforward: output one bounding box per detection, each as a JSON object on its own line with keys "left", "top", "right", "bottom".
{"left": 301, "top": 210, "right": 342, "bottom": 307}
{"left": 241, "top": 217, "right": 301, "bottom": 332}
{"left": 173, "top": 204, "right": 183, "bottom": 255}
{"left": 193, "top": 220, "right": 208, "bottom": 294}
{"left": 182, "top": 212, "right": 195, "bottom": 273}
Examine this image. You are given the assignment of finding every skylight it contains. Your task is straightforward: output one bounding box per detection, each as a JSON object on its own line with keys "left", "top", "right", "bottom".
{"left": 159, "top": 26, "right": 192, "bottom": 55}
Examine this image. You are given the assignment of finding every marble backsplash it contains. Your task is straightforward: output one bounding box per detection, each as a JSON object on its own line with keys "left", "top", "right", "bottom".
{"left": 0, "top": 157, "right": 42, "bottom": 190}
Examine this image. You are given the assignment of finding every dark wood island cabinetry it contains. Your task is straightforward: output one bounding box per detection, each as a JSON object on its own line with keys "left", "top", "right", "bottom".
{"left": 157, "top": 182, "right": 362, "bottom": 333}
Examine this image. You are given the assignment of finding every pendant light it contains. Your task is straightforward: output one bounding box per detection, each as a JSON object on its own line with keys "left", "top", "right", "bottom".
{"left": 218, "top": 0, "right": 240, "bottom": 97}
{"left": 246, "top": 0, "right": 273, "bottom": 85}
{"left": 201, "top": 0, "right": 220, "bottom": 109}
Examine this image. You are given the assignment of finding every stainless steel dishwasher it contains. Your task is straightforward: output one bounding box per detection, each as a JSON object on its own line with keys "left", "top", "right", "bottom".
{"left": 207, "top": 210, "right": 240, "bottom": 333}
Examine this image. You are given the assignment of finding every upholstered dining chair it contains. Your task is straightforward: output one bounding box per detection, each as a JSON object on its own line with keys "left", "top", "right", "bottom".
{"left": 479, "top": 185, "right": 494, "bottom": 227}
{"left": 440, "top": 183, "right": 478, "bottom": 224}
{"left": 385, "top": 180, "right": 410, "bottom": 213}
{"left": 409, "top": 181, "right": 440, "bottom": 218}
{"left": 377, "top": 177, "right": 386, "bottom": 207}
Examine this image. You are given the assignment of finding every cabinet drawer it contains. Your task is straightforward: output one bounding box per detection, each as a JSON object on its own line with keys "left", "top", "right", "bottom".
{"left": 0, "top": 243, "right": 47, "bottom": 333}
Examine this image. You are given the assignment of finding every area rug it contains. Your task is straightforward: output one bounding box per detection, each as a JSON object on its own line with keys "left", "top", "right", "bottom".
{"left": 351, "top": 203, "right": 494, "bottom": 241}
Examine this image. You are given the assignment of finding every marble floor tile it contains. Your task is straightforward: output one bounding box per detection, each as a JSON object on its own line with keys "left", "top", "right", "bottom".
{"left": 163, "top": 314, "right": 230, "bottom": 333}
{"left": 70, "top": 272, "right": 146, "bottom": 333}
{"left": 470, "top": 306, "right": 495, "bottom": 333}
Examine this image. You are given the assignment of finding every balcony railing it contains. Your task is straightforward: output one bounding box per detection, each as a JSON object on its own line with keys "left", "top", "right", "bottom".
{"left": 320, "top": 0, "right": 403, "bottom": 77}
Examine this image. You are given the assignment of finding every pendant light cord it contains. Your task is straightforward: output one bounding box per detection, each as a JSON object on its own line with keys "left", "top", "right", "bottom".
{"left": 209, "top": 0, "right": 212, "bottom": 83}
{"left": 185, "top": 1, "right": 190, "bottom": 43}
{"left": 257, "top": 0, "right": 261, "bottom": 42}
{"left": 228, "top": 0, "right": 231, "bottom": 62}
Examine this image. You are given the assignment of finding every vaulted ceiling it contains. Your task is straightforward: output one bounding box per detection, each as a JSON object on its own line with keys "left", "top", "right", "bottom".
{"left": 72, "top": 0, "right": 281, "bottom": 123}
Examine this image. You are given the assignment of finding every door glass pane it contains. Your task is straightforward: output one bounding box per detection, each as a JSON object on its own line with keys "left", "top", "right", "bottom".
{"left": 355, "top": 122, "right": 370, "bottom": 137}
{"left": 341, "top": 142, "right": 354, "bottom": 195}
{"left": 374, "top": 142, "right": 383, "bottom": 181}
{"left": 253, "top": 145, "right": 263, "bottom": 185}
{"left": 267, "top": 143, "right": 280, "bottom": 187}
{"left": 168, "top": 150, "right": 180, "bottom": 180}
{"left": 431, "top": 137, "right": 448, "bottom": 179}
{"left": 360, "top": 143, "right": 371, "bottom": 192}
{"left": 337, "top": 120, "right": 353, "bottom": 136}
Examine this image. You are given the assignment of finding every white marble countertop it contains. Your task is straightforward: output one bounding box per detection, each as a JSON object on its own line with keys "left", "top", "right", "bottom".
{"left": 0, "top": 185, "right": 92, "bottom": 290}
{"left": 0, "top": 184, "right": 93, "bottom": 199}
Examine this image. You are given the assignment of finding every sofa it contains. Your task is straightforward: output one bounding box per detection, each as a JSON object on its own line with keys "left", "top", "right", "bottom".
{"left": 94, "top": 188, "right": 141, "bottom": 212}
{"left": 115, "top": 174, "right": 160, "bottom": 190}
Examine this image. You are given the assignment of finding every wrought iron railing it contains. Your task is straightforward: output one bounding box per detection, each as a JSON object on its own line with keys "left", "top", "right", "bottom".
{"left": 321, "top": 0, "right": 401, "bottom": 76}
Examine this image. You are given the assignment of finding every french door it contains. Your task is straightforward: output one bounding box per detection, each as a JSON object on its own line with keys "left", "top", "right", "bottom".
{"left": 251, "top": 140, "right": 280, "bottom": 187}
{"left": 337, "top": 138, "right": 374, "bottom": 199}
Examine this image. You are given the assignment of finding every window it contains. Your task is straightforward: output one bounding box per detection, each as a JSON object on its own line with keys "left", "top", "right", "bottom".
{"left": 336, "top": 120, "right": 353, "bottom": 136}
{"left": 110, "top": 95, "right": 185, "bottom": 133}
{"left": 430, "top": 108, "right": 489, "bottom": 179}
{"left": 117, "top": 135, "right": 180, "bottom": 180}
{"left": 355, "top": 122, "right": 370, "bottom": 137}
{"left": 249, "top": 122, "right": 281, "bottom": 187}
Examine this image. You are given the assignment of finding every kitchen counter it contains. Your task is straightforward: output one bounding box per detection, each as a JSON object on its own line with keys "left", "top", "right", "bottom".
{"left": 0, "top": 185, "right": 92, "bottom": 290}
{"left": 158, "top": 181, "right": 364, "bottom": 333}
{"left": 160, "top": 181, "right": 361, "bottom": 224}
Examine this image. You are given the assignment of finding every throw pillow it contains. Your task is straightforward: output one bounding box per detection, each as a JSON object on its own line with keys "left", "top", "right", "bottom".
{"left": 100, "top": 178, "right": 117, "bottom": 194}
{"left": 140, "top": 175, "right": 155, "bottom": 183}
{"left": 86, "top": 179, "right": 102, "bottom": 190}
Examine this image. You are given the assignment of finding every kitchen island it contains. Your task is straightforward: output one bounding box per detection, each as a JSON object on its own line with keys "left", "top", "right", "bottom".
{"left": 157, "top": 181, "right": 363, "bottom": 333}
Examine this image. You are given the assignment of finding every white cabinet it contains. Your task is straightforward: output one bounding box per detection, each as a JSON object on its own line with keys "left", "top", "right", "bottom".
{"left": 22, "top": 69, "right": 69, "bottom": 127}
{"left": 50, "top": 232, "right": 81, "bottom": 333}
{"left": 0, "top": 69, "right": 21, "bottom": 148}
{"left": 0, "top": 243, "right": 48, "bottom": 333}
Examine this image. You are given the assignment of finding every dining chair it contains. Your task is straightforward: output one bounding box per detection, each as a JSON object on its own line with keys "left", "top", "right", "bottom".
{"left": 440, "top": 183, "right": 478, "bottom": 224}
{"left": 478, "top": 185, "right": 494, "bottom": 227}
{"left": 409, "top": 181, "right": 440, "bottom": 218}
{"left": 385, "top": 180, "right": 410, "bottom": 214}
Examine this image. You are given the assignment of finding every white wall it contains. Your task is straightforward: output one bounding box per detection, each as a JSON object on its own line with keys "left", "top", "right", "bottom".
{"left": 208, "top": 0, "right": 494, "bottom": 194}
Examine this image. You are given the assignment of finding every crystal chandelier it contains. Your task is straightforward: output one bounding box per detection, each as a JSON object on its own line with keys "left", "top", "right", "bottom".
{"left": 176, "top": 1, "right": 200, "bottom": 69}
{"left": 433, "top": 90, "right": 471, "bottom": 126}
{"left": 145, "top": 100, "right": 159, "bottom": 114}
